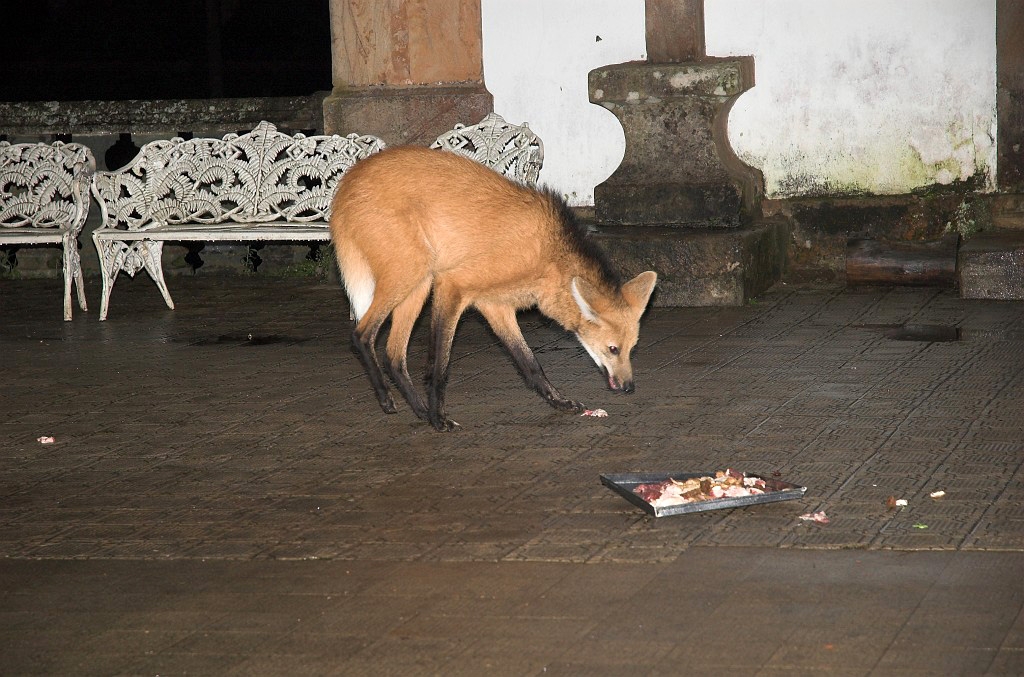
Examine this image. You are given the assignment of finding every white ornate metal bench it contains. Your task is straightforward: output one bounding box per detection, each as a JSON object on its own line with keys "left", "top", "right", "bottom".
{"left": 1, "top": 140, "right": 96, "bottom": 320}
{"left": 90, "top": 114, "right": 544, "bottom": 320}
{"left": 430, "top": 112, "right": 543, "bottom": 187}
{"left": 90, "top": 121, "right": 386, "bottom": 320}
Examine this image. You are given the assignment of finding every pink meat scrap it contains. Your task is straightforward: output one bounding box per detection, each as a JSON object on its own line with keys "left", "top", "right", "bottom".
{"left": 632, "top": 470, "right": 770, "bottom": 508}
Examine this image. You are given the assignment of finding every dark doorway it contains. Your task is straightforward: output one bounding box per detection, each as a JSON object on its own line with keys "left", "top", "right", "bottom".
{"left": 4, "top": 0, "right": 332, "bottom": 102}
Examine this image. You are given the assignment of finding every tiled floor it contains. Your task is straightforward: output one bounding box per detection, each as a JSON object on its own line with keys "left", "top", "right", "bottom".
{"left": 3, "top": 552, "right": 1023, "bottom": 675}
{"left": 2, "top": 275, "right": 1023, "bottom": 675}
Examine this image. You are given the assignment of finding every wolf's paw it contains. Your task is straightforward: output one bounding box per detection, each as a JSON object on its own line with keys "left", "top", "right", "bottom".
{"left": 425, "top": 407, "right": 462, "bottom": 432}
{"left": 378, "top": 394, "right": 398, "bottom": 414}
{"left": 550, "top": 398, "right": 586, "bottom": 413}
{"left": 429, "top": 413, "right": 461, "bottom": 432}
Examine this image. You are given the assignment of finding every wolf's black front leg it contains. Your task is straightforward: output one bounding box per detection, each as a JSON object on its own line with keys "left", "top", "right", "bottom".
{"left": 476, "top": 303, "right": 585, "bottom": 413}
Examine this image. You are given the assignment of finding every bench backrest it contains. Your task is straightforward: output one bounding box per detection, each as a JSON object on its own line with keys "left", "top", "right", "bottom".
{"left": 91, "top": 121, "right": 386, "bottom": 230}
{"left": 431, "top": 112, "right": 544, "bottom": 187}
{"left": 1, "top": 141, "right": 95, "bottom": 232}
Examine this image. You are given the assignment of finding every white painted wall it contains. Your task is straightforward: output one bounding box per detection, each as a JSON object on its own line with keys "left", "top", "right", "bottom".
{"left": 705, "top": 0, "right": 998, "bottom": 198}
{"left": 482, "top": 0, "right": 997, "bottom": 205}
{"left": 481, "top": 0, "right": 646, "bottom": 205}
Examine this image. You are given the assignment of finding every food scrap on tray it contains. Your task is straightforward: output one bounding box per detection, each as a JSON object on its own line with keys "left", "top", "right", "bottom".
{"left": 632, "top": 468, "right": 771, "bottom": 509}
{"left": 601, "top": 470, "right": 806, "bottom": 517}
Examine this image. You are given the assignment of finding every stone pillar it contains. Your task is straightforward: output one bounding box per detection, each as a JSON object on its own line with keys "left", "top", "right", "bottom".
{"left": 322, "top": 0, "right": 492, "bottom": 145}
{"left": 645, "top": 0, "right": 705, "bottom": 62}
{"left": 589, "top": 0, "right": 763, "bottom": 227}
{"left": 997, "top": 0, "right": 1024, "bottom": 193}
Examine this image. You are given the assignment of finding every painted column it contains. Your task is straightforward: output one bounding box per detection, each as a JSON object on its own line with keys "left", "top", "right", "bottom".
{"left": 322, "top": 0, "right": 492, "bottom": 145}
{"left": 589, "top": 0, "right": 763, "bottom": 226}
{"left": 645, "top": 0, "right": 704, "bottom": 62}
{"left": 997, "top": 0, "right": 1024, "bottom": 193}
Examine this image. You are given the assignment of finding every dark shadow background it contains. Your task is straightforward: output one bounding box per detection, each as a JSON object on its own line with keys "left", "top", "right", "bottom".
{"left": 4, "top": 0, "right": 332, "bottom": 101}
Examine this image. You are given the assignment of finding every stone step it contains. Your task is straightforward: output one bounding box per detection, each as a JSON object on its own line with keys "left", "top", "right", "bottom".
{"left": 587, "top": 219, "right": 788, "bottom": 307}
{"left": 990, "top": 193, "right": 1024, "bottom": 230}
{"left": 959, "top": 230, "right": 1024, "bottom": 300}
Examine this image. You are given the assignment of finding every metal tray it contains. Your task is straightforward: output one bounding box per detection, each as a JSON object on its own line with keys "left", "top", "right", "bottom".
{"left": 600, "top": 471, "right": 807, "bottom": 517}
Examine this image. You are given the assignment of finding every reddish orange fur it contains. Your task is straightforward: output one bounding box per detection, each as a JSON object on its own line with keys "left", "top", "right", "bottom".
{"left": 330, "top": 146, "right": 657, "bottom": 430}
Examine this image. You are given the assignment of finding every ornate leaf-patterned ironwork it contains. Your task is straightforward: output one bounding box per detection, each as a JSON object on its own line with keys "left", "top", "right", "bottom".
{"left": 257, "top": 131, "right": 385, "bottom": 222}
{"left": 1, "top": 140, "right": 95, "bottom": 319}
{"left": 91, "top": 121, "right": 386, "bottom": 231}
{"left": 1, "top": 141, "right": 94, "bottom": 230}
{"left": 430, "top": 112, "right": 544, "bottom": 186}
{"left": 90, "top": 121, "right": 386, "bottom": 320}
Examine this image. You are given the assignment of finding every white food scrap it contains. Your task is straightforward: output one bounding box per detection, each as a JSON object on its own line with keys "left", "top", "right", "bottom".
{"left": 798, "top": 511, "right": 830, "bottom": 524}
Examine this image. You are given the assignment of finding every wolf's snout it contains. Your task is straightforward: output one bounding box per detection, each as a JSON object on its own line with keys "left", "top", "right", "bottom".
{"left": 607, "top": 373, "right": 635, "bottom": 393}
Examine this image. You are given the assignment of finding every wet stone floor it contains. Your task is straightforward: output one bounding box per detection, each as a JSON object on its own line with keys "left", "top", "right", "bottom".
{"left": 1, "top": 276, "right": 1024, "bottom": 675}
{"left": 2, "top": 277, "right": 1023, "bottom": 559}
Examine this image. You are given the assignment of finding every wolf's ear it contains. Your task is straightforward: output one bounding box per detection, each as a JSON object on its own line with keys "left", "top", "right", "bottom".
{"left": 622, "top": 271, "right": 657, "bottom": 312}
{"left": 571, "top": 277, "right": 600, "bottom": 323}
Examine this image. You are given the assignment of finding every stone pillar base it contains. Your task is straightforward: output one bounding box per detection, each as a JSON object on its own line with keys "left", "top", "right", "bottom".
{"left": 589, "top": 219, "right": 789, "bottom": 306}
{"left": 589, "top": 58, "right": 763, "bottom": 227}
{"left": 594, "top": 181, "right": 744, "bottom": 228}
{"left": 959, "top": 230, "right": 1024, "bottom": 300}
{"left": 322, "top": 84, "right": 493, "bottom": 146}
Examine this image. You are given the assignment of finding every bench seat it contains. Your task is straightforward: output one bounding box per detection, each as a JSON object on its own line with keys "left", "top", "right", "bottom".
{"left": 96, "top": 222, "right": 332, "bottom": 241}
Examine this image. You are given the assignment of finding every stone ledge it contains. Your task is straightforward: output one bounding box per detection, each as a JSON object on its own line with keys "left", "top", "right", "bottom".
{"left": 0, "top": 96, "right": 327, "bottom": 137}
{"left": 587, "top": 219, "right": 788, "bottom": 307}
{"left": 959, "top": 230, "right": 1024, "bottom": 300}
{"left": 589, "top": 59, "right": 753, "bottom": 103}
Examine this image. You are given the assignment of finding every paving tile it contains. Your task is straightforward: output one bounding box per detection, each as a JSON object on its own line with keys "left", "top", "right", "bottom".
{"left": 872, "top": 646, "right": 999, "bottom": 675}
{"left": 762, "top": 628, "right": 890, "bottom": 672}
{"left": 2, "top": 279, "right": 1024, "bottom": 673}
{"left": 454, "top": 639, "right": 566, "bottom": 675}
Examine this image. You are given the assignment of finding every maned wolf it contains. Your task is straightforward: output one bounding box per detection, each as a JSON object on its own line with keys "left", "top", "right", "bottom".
{"left": 330, "top": 146, "right": 657, "bottom": 431}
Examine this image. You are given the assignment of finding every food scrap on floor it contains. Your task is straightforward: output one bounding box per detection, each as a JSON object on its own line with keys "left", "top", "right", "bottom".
{"left": 799, "top": 511, "right": 830, "bottom": 524}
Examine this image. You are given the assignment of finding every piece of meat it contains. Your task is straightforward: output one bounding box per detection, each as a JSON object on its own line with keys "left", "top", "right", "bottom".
{"left": 633, "top": 480, "right": 671, "bottom": 502}
{"left": 631, "top": 471, "right": 783, "bottom": 508}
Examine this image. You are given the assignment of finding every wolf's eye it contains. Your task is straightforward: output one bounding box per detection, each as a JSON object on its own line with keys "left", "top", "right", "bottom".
{"left": 608, "top": 345, "right": 620, "bottom": 355}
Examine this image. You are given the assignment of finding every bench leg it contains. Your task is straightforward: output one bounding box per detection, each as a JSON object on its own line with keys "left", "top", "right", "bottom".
{"left": 62, "top": 247, "right": 73, "bottom": 322}
{"left": 61, "top": 234, "right": 87, "bottom": 321}
{"left": 74, "top": 259, "right": 88, "bottom": 313}
{"left": 141, "top": 241, "right": 175, "bottom": 312}
{"left": 95, "top": 238, "right": 119, "bottom": 321}
{"left": 94, "top": 237, "right": 175, "bottom": 321}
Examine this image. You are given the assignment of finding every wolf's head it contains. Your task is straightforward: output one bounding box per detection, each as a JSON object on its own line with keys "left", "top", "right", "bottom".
{"left": 571, "top": 271, "right": 658, "bottom": 393}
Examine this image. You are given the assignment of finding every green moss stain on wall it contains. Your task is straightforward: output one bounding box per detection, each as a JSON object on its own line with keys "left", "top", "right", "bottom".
{"left": 761, "top": 116, "right": 995, "bottom": 200}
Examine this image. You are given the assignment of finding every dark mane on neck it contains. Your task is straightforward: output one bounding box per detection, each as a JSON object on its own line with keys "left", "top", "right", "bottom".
{"left": 543, "top": 187, "right": 621, "bottom": 290}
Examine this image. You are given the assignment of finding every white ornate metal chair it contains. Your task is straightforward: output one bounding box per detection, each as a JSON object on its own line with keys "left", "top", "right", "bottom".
{"left": 430, "top": 112, "right": 544, "bottom": 187}
{"left": 1, "top": 141, "right": 95, "bottom": 320}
